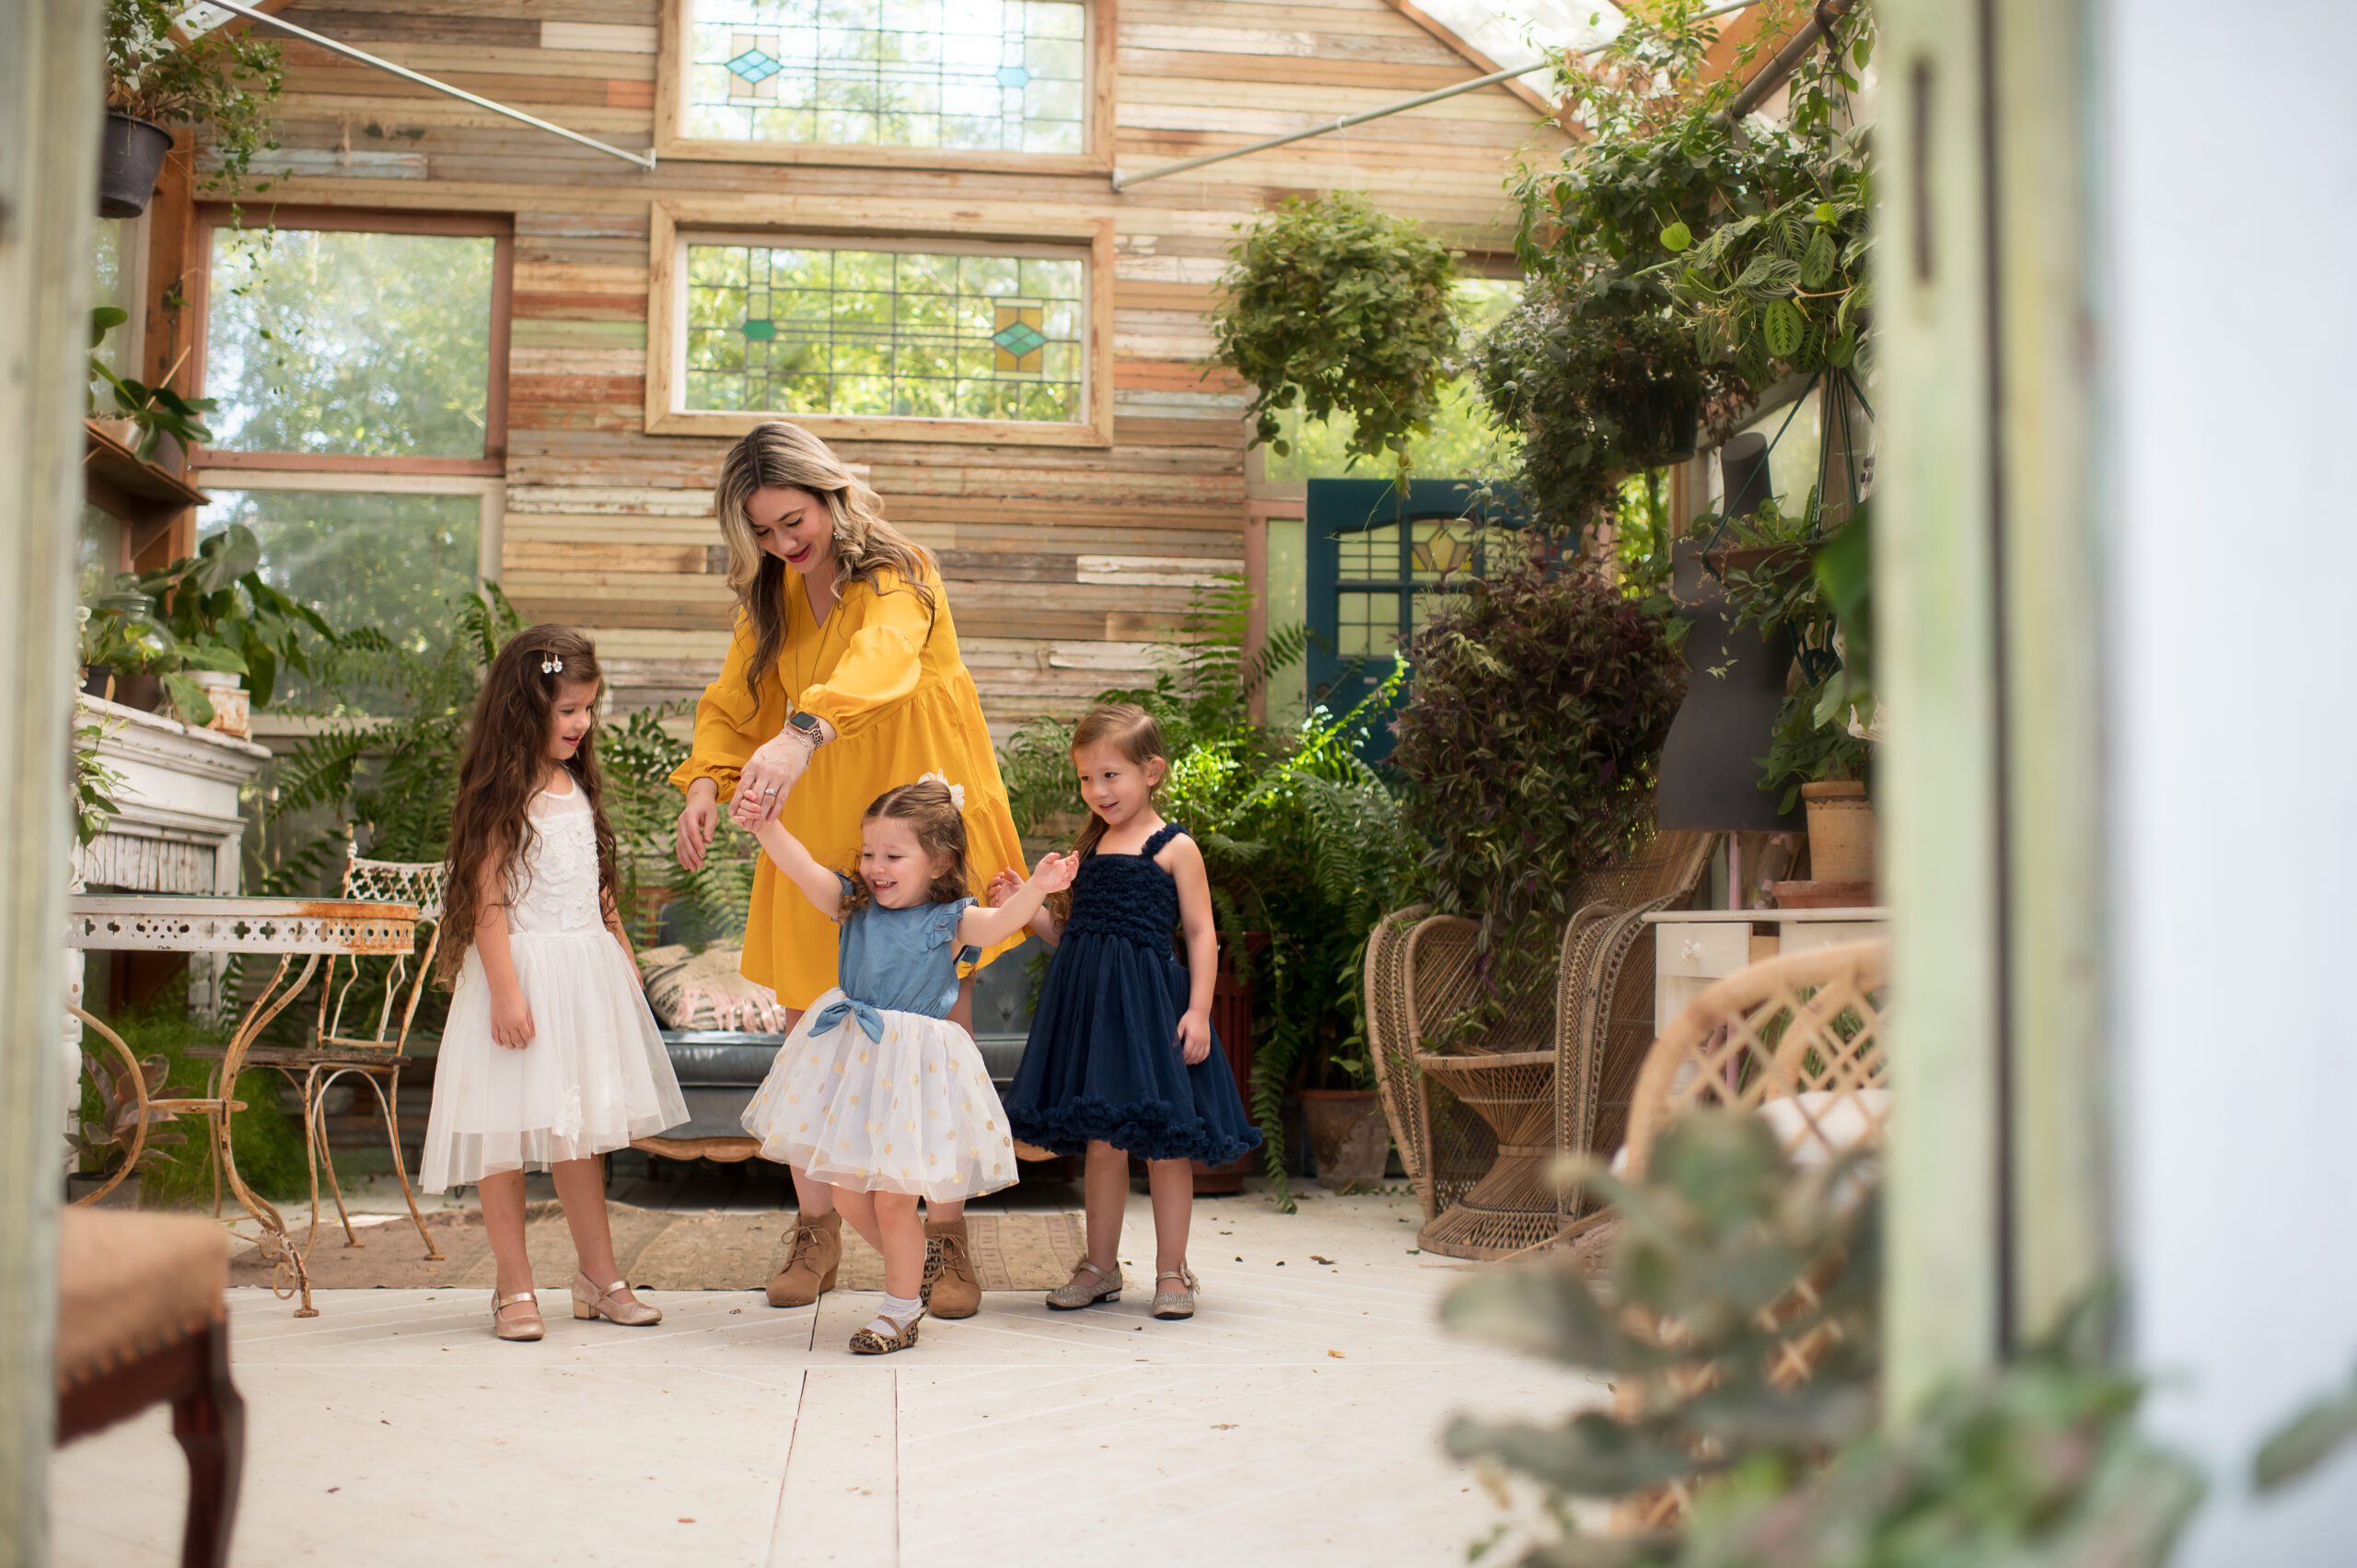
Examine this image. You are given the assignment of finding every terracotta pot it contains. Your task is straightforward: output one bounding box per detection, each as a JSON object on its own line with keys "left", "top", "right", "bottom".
{"left": 100, "top": 670, "right": 165, "bottom": 712}
{"left": 1801, "top": 779, "right": 1876, "bottom": 884}
{"left": 1301, "top": 1088, "right": 1390, "bottom": 1193}
{"left": 99, "top": 112, "right": 172, "bottom": 219}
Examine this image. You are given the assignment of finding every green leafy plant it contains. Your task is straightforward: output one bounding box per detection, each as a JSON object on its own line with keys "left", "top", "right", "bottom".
{"left": 999, "top": 576, "right": 1411, "bottom": 1207}
{"left": 1389, "top": 548, "right": 1685, "bottom": 1040}
{"left": 1444, "top": 1114, "right": 2207, "bottom": 1568}
{"left": 1210, "top": 192, "right": 1463, "bottom": 477}
{"left": 88, "top": 306, "right": 219, "bottom": 460}
{"left": 106, "top": 0, "right": 284, "bottom": 198}
{"left": 68, "top": 1044, "right": 183, "bottom": 1183}
{"left": 77, "top": 991, "right": 319, "bottom": 1204}
{"left": 70, "top": 691, "right": 128, "bottom": 849}
{"left": 123, "top": 522, "right": 336, "bottom": 721}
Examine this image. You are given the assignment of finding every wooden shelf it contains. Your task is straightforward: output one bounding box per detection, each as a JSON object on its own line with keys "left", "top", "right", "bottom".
{"left": 84, "top": 419, "right": 207, "bottom": 567}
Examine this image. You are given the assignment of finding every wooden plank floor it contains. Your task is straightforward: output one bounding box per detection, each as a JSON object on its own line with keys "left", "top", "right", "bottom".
{"left": 50, "top": 1181, "right": 1600, "bottom": 1566}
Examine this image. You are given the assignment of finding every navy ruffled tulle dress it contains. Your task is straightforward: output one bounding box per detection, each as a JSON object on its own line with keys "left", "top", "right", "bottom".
{"left": 1004, "top": 823, "right": 1262, "bottom": 1165}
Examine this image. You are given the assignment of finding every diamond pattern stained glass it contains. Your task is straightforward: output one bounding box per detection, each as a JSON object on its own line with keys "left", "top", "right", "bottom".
{"left": 687, "top": 0, "right": 1088, "bottom": 157}
{"left": 685, "top": 241, "right": 1085, "bottom": 423}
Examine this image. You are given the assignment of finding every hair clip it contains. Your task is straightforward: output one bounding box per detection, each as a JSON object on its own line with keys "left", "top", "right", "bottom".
{"left": 919, "top": 770, "right": 967, "bottom": 810}
{"left": 541, "top": 653, "right": 563, "bottom": 675}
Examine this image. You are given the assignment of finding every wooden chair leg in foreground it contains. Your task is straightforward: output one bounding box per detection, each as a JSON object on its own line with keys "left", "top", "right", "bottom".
{"left": 54, "top": 1209, "right": 245, "bottom": 1568}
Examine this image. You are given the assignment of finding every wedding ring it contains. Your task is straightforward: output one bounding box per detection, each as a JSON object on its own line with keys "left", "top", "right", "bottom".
{"left": 761, "top": 785, "right": 779, "bottom": 796}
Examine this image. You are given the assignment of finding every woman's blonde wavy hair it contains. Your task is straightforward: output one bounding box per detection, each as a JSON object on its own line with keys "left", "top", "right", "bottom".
{"left": 714, "top": 421, "right": 937, "bottom": 699}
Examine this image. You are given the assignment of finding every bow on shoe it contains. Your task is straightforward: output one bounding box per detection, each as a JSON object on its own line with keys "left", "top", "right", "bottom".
{"left": 811, "top": 996, "right": 887, "bottom": 1043}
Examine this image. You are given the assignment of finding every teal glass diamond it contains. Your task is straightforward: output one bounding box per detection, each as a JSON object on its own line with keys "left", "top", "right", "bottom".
{"left": 992, "top": 320, "right": 1049, "bottom": 358}
{"left": 997, "top": 64, "right": 1031, "bottom": 90}
{"left": 742, "top": 319, "right": 777, "bottom": 341}
{"left": 727, "top": 49, "right": 783, "bottom": 84}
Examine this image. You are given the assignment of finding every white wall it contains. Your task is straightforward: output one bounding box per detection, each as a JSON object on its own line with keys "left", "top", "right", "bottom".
{"left": 2107, "top": 1, "right": 2357, "bottom": 1556}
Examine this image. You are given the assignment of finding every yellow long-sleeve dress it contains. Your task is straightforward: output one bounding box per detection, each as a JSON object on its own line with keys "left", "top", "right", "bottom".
{"left": 668, "top": 563, "right": 1028, "bottom": 1011}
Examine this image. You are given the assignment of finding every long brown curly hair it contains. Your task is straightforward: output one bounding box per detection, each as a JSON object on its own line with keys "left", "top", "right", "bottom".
{"left": 1051, "top": 703, "right": 1168, "bottom": 926}
{"left": 437, "top": 626, "right": 617, "bottom": 980}
{"left": 714, "top": 421, "right": 938, "bottom": 701}
{"left": 839, "top": 778, "right": 970, "bottom": 921}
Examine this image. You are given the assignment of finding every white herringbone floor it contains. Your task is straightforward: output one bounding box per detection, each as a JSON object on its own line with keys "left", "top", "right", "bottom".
{"left": 50, "top": 1182, "right": 1600, "bottom": 1567}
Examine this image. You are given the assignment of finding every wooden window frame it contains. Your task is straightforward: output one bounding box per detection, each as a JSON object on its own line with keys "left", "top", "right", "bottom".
{"left": 646, "top": 198, "right": 1115, "bottom": 447}
{"left": 185, "top": 205, "right": 514, "bottom": 478}
{"left": 653, "top": 0, "right": 1117, "bottom": 177}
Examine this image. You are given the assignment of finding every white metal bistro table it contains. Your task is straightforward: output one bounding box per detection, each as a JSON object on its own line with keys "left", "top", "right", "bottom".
{"left": 66, "top": 894, "right": 421, "bottom": 1317}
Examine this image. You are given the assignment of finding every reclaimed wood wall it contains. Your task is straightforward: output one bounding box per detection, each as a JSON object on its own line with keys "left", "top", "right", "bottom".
{"left": 214, "top": 0, "right": 1560, "bottom": 727}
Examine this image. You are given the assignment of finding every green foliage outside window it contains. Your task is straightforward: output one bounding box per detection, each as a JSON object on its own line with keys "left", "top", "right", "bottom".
{"left": 205, "top": 226, "right": 495, "bottom": 458}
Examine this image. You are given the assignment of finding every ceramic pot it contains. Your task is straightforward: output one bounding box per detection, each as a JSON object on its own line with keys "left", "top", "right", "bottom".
{"left": 191, "top": 669, "right": 250, "bottom": 739}
{"left": 1301, "top": 1089, "right": 1390, "bottom": 1193}
{"left": 99, "top": 112, "right": 171, "bottom": 219}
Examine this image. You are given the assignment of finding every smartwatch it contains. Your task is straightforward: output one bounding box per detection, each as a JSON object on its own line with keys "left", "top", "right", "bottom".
{"left": 785, "top": 709, "right": 825, "bottom": 745}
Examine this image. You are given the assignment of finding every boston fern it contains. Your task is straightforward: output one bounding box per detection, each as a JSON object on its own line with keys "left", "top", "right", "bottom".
{"left": 1210, "top": 192, "right": 1462, "bottom": 478}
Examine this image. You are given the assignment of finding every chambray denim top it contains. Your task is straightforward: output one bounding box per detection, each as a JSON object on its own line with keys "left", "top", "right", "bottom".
{"left": 812, "top": 875, "right": 978, "bottom": 1041}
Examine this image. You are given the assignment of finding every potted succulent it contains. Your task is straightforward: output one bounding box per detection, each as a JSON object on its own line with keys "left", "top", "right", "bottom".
{"left": 102, "top": 0, "right": 284, "bottom": 218}
{"left": 66, "top": 1041, "right": 182, "bottom": 1209}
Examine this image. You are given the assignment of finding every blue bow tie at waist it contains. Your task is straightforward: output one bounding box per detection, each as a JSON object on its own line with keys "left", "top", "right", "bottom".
{"left": 811, "top": 996, "right": 887, "bottom": 1043}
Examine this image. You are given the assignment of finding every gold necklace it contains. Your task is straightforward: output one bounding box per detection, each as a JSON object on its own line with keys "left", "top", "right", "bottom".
{"left": 786, "top": 566, "right": 844, "bottom": 714}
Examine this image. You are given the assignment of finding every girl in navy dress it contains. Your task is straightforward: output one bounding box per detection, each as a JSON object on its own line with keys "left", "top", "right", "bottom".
{"left": 995, "top": 703, "right": 1261, "bottom": 1320}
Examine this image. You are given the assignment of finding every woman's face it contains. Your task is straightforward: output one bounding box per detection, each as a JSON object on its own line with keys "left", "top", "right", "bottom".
{"left": 744, "top": 485, "right": 836, "bottom": 578}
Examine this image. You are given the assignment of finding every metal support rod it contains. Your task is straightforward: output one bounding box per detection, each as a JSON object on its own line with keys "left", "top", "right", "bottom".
{"left": 1723, "top": 0, "right": 1854, "bottom": 122}
{"left": 203, "top": 0, "right": 657, "bottom": 171}
{"left": 1111, "top": 0, "right": 1768, "bottom": 192}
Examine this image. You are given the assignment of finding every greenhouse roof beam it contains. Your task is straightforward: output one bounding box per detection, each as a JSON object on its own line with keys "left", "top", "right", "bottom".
{"left": 1111, "top": 0, "right": 1772, "bottom": 193}
{"left": 197, "top": 0, "right": 657, "bottom": 171}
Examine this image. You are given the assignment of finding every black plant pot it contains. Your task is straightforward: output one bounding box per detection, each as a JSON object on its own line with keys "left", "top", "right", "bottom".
{"left": 1655, "top": 434, "right": 1802, "bottom": 833}
{"left": 99, "top": 111, "right": 172, "bottom": 219}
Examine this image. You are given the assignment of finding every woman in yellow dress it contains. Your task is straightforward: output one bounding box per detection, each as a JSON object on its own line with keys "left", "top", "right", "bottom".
{"left": 671, "top": 420, "right": 1025, "bottom": 1318}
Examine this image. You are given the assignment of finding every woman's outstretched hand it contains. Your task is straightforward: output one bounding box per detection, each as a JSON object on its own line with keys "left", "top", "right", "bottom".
{"left": 731, "top": 732, "right": 812, "bottom": 828}
{"left": 985, "top": 867, "right": 1025, "bottom": 907}
{"left": 676, "top": 780, "right": 720, "bottom": 870}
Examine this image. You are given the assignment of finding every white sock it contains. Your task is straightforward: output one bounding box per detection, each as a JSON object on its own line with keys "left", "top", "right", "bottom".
{"left": 866, "top": 1292, "right": 921, "bottom": 1336}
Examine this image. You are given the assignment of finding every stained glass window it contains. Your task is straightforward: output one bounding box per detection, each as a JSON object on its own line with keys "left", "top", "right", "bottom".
{"left": 682, "top": 238, "right": 1086, "bottom": 422}
{"left": 686, "top": 0, "right": 1089, "bottom": 157}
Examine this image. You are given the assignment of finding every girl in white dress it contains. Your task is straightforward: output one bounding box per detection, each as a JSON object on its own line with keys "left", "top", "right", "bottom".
{"left": 421, "top": 626, "right": 688, "bottom": 1342}
{"left": 741, "top": 775, "right": 1074, "bottom": 1353}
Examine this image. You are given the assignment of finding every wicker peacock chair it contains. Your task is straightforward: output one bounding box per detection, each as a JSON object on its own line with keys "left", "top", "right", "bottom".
{"left": 1365, "top": 829, "right": 1713, "bottom": 1259}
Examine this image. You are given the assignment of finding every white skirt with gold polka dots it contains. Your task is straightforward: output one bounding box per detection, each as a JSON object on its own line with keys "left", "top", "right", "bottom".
{"left": 740, "top": 988, "right": 1017, "bottom": 1202}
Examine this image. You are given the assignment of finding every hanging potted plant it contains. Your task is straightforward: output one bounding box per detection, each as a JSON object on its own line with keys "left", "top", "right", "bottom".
{"left": 1209, "top": 191, "right": 1463, "bottom": 480}
{"left": 102, "top": 0, "right": 284, "bottom": 219}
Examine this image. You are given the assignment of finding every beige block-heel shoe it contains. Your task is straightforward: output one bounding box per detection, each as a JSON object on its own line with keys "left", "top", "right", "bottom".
{"left": 491, "top": 1290, "right": 544, "bottom": 1342}
{"left": 1152, "top": 1266, "right": 1200, "bottom": 1320}
{"left": 572, "top": 1272, "right": 662, "bottom": 1327}
{"left": 1045, "top": 1258, "right": 1122, "bottom": 1311}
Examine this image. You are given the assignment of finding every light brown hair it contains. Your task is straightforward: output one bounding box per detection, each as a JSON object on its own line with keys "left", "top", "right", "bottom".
{"left": 841, "top": 777, "right": 971, "bottom": 919}
{"left": 1054, "top": 703, "right": 1168, "bottom": 923}
{"left": 437, "top": 626, "right": 616, "bottom": 979}
{"left": 714, "top": 421, "right": 937, "bottom": 702}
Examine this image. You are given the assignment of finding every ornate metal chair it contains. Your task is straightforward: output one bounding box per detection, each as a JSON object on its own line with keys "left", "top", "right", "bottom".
{"left": 1365, "top": 829, "right": 1714, "bottom": 1259}
{"left": 211, "top": 840, "right": 448, "bottom": 1262}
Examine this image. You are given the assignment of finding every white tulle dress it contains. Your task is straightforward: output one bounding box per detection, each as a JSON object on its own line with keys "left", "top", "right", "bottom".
{"left": 420, "top": 779, "right": 686, "bottom": 1191}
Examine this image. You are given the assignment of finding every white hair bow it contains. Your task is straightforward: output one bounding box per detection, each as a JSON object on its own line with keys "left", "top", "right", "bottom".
{"left": 919, "top": 770, "right": 967, "bottom": 809}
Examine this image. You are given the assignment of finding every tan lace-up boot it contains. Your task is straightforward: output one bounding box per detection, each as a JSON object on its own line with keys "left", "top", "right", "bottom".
{"left": 767, "top": 1211, "right": 842, "bottom": 1307}
{"left": 922, "top": 1214, "right": 981, "bottom": 1318}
